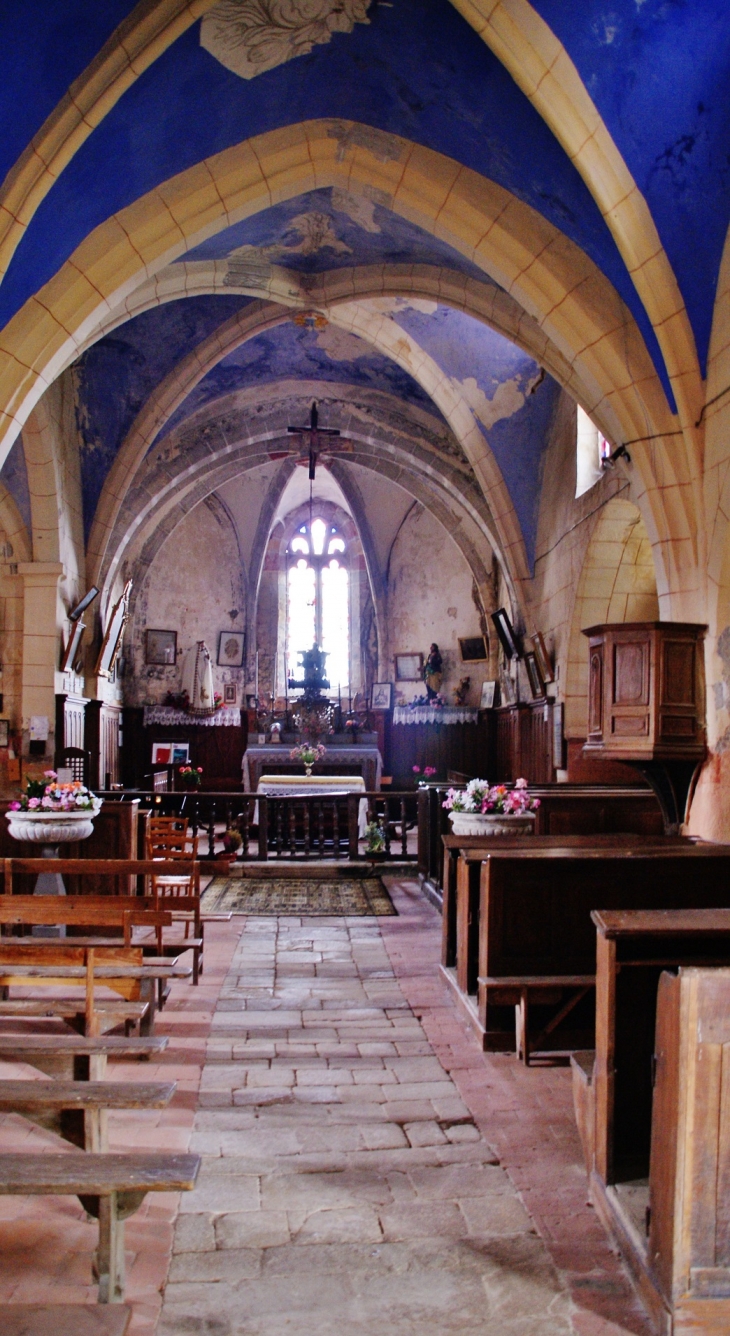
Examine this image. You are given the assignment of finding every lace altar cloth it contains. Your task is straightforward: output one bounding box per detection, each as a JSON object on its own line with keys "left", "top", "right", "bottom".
{"left": 143, "top": 706, "right": 241, "bottom": 727}
{"left": 393, "top": 705, "right": 479, "bottom": 725}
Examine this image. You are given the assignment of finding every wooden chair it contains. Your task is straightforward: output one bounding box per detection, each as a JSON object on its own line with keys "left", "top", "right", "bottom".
{"left": 57, "top": 746, "right": 89, "bottom": 785}
{"left": 145, "top": 821, "right": 204, "bottom": 985}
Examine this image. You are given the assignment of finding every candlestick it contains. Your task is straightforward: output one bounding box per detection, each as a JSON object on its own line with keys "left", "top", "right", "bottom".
{"left": 273, "top": 651, "right": 278, "bottom": 706}
{"left": 255, "top": 651, "right": 259, "bottom": 702}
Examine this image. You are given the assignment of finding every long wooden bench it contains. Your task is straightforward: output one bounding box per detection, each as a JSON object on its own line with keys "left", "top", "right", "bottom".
{"left": 0, "top": 1152, "right": 200, "bottom": 1302}
{"left": 0, "top": 1033, "right": 168, "bottom": 1079}
{"left": 0, "top": 944, "right": 191, "bottom": 1036}
{"left": 442, "top": 844, "right": 730, "bottom": 1055}
{"left": 1, "top": 1304, "right": 131, "bottom": 1335}
{"left": 573, "top": 953, "right": 730, "bottom": 1335}
{"left": 0, "top": 1077, "right": 176, "bottom": 1150}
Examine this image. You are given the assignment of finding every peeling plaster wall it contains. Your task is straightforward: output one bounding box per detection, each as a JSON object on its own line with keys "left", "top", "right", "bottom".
{"left": 385, "top": 504, "right": 489, "bottom": 707}
{"left": 125, "top": 498, "right": 245, "bottom": 707}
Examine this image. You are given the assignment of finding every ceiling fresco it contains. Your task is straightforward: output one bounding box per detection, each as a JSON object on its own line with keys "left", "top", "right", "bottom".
{"left": 74, "top": 293, "right": 254, "bottom": 536}
{"left": 180, "top": 186, "right": 488, "bottom": 280}
{"left": 0, "top": 0, "right": 667, "bottom": 392}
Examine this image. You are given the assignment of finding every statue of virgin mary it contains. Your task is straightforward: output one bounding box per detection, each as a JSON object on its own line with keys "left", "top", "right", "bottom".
{"left": 181, "top": 641, "right": 216, "bottom": 716}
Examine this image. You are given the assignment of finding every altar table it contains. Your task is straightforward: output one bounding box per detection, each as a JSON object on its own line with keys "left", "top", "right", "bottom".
{"left": 242, "top": 746, "right": 381, "bottom": 792}
{"left": 254, "top": 775, "right": 369, "bottom": 837}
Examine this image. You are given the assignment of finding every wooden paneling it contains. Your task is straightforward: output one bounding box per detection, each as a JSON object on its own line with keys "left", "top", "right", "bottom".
{"left": 389, "top": 716, "right": 491, "bottom": 788}
{"left": 120, "top": 709, "right": 247, "bottom": 790}
{"left": 99, "top": 705, "right": 121, "bottom": 789}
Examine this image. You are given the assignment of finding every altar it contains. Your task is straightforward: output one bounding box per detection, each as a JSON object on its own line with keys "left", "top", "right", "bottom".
{"left": 254, "top": 774, "right": 369, "bottom": 836}
{"left": 242, "top": 745, "right": 382, "bottom": 792}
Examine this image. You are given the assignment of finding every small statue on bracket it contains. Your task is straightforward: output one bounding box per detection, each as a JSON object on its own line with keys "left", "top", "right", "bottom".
{"left": 453, "top": 676, "right": 471, "bottom": 706}
{"left": 423, "top": 643, "right": 443, "bottom": 700}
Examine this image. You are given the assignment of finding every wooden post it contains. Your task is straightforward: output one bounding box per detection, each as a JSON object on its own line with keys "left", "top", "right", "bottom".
{"left": 258, "top": 797, "right": 268, "bottom": 860}
{"left": 97, "top": 1191, "right": 125, "bottom": 1302}
{"left": 347, "top": 794, "right": 359, "bottom": 860}
{"left": 594, "top": 931, "right": 617, "bottom": 1183}
{"left": 85, "top": 948, "right": 98, "bottom": 1037}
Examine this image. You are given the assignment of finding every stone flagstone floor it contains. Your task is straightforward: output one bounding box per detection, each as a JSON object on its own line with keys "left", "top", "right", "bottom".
{"left": 159, "top": 880, "right": 651, "bottom": 1336}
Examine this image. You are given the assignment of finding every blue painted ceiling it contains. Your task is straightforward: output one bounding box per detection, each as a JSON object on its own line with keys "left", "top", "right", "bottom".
{"left": 0, "top": 0, "right": 680, "bottom": 396}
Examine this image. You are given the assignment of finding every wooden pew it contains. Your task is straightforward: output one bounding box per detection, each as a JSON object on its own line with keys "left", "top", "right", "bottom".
{"left": 441, "top": 832, "right": 692, "bottom": 972}
{"left": 0, "top": 1033, "right": 167, "bottom": 1080}
{"left": 1, "top": 1305, "right": 131, "bottom": 1335}
{"left": 0, "top": 943, "right": 191, "bottom": 1036}
{"left": 442, "top": 845, "right": 730, "bottom": 1056}
{"left": 0, "top": 1077, "right": 176, "bottom": 1150}
{"left": 0, "top": 1152, "right": 200, "bottom": 1302}
{"left": 574, "top": 957, "right": 730, "bottom": 1335}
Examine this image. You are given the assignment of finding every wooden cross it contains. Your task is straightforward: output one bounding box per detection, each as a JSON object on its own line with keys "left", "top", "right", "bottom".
{"left": 287, "top": 402, "right": 350, "bottom": 479}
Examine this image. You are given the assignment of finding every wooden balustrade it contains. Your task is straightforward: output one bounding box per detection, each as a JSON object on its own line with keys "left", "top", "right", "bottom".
{"left": 97, "top": 790, "right": 418, "bottom": 862}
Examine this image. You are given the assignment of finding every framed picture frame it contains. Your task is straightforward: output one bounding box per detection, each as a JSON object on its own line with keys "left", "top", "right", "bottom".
{"left": 0, "top": 720, "right": 9, "bottom": 748}
{"left": 145, "top": 628, "right": 177, "bottom": 666}
{"left": 480, "top": 680, "right": 497, "bottom": 709}
{"left": 525, "top": 651, "right": 545, "bottom": 700}
{"left": 499, "top": 664, "right": 515, "bottom": 705}
{"left": 218, "top": 630, "right": 245, "bottom": 668}
{"left": 491, "top": 607, "right": 522, "bottom": 660}
{"left": 552, "top": 701, "right": 565, "bottom": 770}
{"left": 171, "top": 743, "right": 190, "bottom": 764}
{"left": 96, "top": 581, "right": 131, "bottom": 680}
{"left": 371, "top": 681, "right": 393, "bottom": 710}
{"left": 151, "top": 743, "right": 171, "bottom": 765}
{"left": 531, "top": 632, "right": 554, "bottom": 684}
{"left": 395, "top": 653, "right": 423, "bottom": 681}
{"left": 60, "top": 620, "right": 85, "bottom": 673}
{"left": 459, "top": 635, "right": 488, "bottom": 663}
{"left": 223, "top": 682, "right": 237, "bottom": 705}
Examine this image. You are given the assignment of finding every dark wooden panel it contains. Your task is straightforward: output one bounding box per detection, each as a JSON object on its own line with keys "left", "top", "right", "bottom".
{"left": 662, "top": 640, "right": 695, "bottom": 705}
{"left": 589, "top": 645, "right": 603, "bottom": 738}
{"left": 613, "top": 640, "right": 649, "bottom": 704}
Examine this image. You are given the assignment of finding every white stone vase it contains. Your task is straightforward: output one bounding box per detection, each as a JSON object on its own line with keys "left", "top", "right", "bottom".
{"left": 448, "top": 811, "right": 536, "bottom": 837}
{"left": 6, "top": 809, "right": 98, "bottom": 846}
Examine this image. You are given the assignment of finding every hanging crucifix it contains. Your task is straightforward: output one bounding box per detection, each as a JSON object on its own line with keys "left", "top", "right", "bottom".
{"left": 287, "top": 401, "right": 350, "bottom": 480}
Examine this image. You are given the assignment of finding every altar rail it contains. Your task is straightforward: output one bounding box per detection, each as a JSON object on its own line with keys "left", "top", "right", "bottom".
{"left": 98, "top": 790, "right": 418, "bottom": 862}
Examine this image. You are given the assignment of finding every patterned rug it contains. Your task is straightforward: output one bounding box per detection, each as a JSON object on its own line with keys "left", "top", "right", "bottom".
{"left": 201, "top": 876, "right": 396, "bottom": 916}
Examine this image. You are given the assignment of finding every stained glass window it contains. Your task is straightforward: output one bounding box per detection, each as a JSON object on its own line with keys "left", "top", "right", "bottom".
{"left": 287, "top": 521, "right": 349, "bottom": 690}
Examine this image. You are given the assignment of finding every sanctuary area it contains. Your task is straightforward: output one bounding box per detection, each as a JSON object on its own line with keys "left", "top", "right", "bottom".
{"left": 0, "top": 4, "right": 728, "bottom": 1336}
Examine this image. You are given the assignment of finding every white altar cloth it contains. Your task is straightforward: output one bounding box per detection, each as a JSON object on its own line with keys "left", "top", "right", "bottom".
{"left": 254, "top": 774, "right": 369, "bottom": 837}
{"left": 144, "top": 706, "right": 241, "bottom": 728}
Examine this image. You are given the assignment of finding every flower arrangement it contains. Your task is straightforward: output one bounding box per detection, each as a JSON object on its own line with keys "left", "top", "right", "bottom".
{"left": 363, "top": 820, "right": 386, "bottom": 854}
{"left": 290, "top": 743, "right": 326, "bottom": 766}
{"left": 413, "top": 765, "right": 438, "bottom": 778}
{"left": 178, "top": 765, "right": 203, "bottom": 790}
{"left": 222, "top": 826, "right": 243, "bottom": 855}
{"left": 442, "top": 776, "right": 540, "bottom": 815}
{"left": 9, "top": 770, "right": 101, "bottom": 814}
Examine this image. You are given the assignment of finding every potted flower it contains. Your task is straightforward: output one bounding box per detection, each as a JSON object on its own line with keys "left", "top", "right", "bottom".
{"left": 363, "top": 820, "right": 386, "bottom": 857}
{"left": 290, "top": 743, "right": 326, "bottom": 777}
{"left": 221, "top": 826, "right": 243, "bottom": 860}
{"left": 178, "top": 765, "right": 203, "bottom": 790}
{"left": 6, "top": 770, "right": 102, "bottom": 848}
{"left": 442, "top": 777, "right": 540, "bottom": 836}
{"left": 413, "top": 765, "right": 438, "bottom": 784}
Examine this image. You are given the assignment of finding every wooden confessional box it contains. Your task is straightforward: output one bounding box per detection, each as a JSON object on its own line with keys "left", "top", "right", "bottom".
{"left": 581, "top": 623, "right": 707, "bottom": 832}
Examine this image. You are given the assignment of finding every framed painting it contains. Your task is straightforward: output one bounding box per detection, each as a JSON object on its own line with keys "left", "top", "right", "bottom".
{"left": 0, "top": 720, "right": 9, "bottom": 748}
{"left": 145, "top": 628, "right": 177, "bottom": 666}
{"left": 480, "top": 680, "right": 497, "bottom": 709}
{"left": 491, "top": 608, "right": 522, "bottom": 660}
{"left": 459, "top": 635, "right": 488, "bottom": 663}
{"left": 218, "top": 630, "right": 245, "bottom": 667}
{"left": 395, "top": 653, "right": 423, "bottom": 681}
{"left": 60, "top": 620, "right": 85, "bottom": 673}
{"left": 531, "top": 632, "right": 554, "bottom": 684}
{"left": 525, "top": 651, "right": 545, "bottom": 700}
{"left": 223, "top": 682, "right": 237, "bottom": 705}
{"left": 371, "top": 681, "right": 393, "bottom": 710}
{"left": 552, "top": 701, "right": 565, "bottom": 770}
{"left": 97, "top": 581, "right": 132, "bottom": 680}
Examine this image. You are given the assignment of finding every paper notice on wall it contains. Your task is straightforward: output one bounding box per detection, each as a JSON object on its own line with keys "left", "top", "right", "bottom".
{"left": 29, "top": 715, "right": 49, "bottom": 741}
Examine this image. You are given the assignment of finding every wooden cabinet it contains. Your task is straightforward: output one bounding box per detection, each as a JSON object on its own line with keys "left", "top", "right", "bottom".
{"left": 582, "top": 623, "right": 706, "bottom": 761}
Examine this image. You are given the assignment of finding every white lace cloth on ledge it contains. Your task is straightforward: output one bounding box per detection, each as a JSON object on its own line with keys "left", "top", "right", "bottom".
{"left": 143, "top": 706, "right": 241, "bottom": 727}
{"left": 393, "top": 705, "right": 479, "bottom": 725}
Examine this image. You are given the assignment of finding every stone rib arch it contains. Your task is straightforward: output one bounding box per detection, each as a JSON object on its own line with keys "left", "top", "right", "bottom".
{"left": 0, "top": 122, "right": 686, "bottom": 564}
{"left": 564, "top": 496, "right": 659, "bottom": 740}
{"left": 451, "top": 0, "right": 703, "bottom": 445}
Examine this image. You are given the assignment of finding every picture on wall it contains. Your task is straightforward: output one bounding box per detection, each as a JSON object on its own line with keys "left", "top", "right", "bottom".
{"left": 218, "top": 630, "right": 245, "bottom": 667}
{"left": 60, "top": 620, "right": 85, "bottom": 673}
{"left": 525, "top": 651, "right": 545, "bottom": 700}
{"left": 371, "top": 682, "right": 393, "bottom": 710}
{"left": 480, "top": 680, "right": 497, "bottom": 709}
{"left": 395, "top": 653, "right": 423, "bottom": 681}
{"left": 491, "top": 608, "right": 522, "bottom": 660}
{"left": 97, "top": 581, "right": 132, "bottom": 680}
{"left": 223, "top": 683, "right": 237, "bottom": 705}
{"left": 530, "top": 632, "right": 554, "bottom": 684}
{"left": 145, "top": 628, "right": 177, "bottom": 666}
{"left": 459, "top": 635, "right": 488, "bottom": 663}
{"left": 0, "top": 721, "right": 9, "bottom": 747}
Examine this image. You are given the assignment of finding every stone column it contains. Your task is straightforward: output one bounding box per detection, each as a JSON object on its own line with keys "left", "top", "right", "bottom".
{"left": 18, "top": 561, "right": 63, "bottom": 765}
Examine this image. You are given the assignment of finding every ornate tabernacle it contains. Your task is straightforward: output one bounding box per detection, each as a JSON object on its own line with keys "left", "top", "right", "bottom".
{"left": 582, "top": 622, "right": 707, "bottom": 832}
{"left": 288, "top": 644, "right": 334, "bottom": 740}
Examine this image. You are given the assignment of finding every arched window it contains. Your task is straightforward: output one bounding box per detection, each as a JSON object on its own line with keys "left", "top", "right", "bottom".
{"left": 576, "top": 406, "right": 611, "bottom": 497}
{"left": 287, "top": 517, "right": 349, "bottom": 690}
